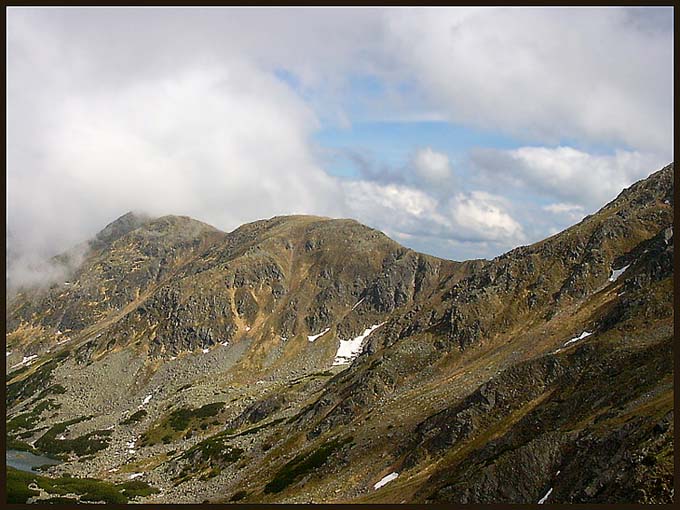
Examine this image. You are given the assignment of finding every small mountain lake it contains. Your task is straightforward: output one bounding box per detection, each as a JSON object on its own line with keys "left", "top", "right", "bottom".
{"left": 6, "top": 449, "right": 61, "bottom": 473}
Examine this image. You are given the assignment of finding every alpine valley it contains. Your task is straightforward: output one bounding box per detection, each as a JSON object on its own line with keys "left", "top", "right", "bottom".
{"left": 5, "top": 164, "right": 674, "bottom": 504}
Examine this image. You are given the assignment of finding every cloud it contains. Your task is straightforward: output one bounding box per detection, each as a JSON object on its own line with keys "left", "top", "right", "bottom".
{"left": 471, "top": 146, "right": 667, "bottom": 210}
{"left": 342, "top": 180, "right": 524, "bottom": 255}
{"left": 342, "top": 181, "right": 445, "bottom": 231}
{"left": 7, "top": 42, "right": 345, "bottom": 287}
{"left": 6, "top": 8, "right": 673, "bottom": 285}
{"left": 412, "top": 147, "right": 453, "bottom": 185}
{"left": 449, "top": 191, "right": 524, "bottom": 243}
{"left": 542, "top": 203, "right": 584, "bottom": 215}
{"left": 385, "top": 7, "right": 673, "bottom": 154}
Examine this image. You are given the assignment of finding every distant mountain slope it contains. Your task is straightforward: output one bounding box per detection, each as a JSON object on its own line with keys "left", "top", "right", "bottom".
{"left": 5, "top": 163, "right": 673, "bottom": 504}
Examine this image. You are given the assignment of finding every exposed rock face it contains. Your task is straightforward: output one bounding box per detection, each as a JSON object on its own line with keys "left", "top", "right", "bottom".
{"left": 5, "top": 164, "right": 673, "bottom": 505}
{"left": 294, "top": 165, "right": 673, "bottom": 439}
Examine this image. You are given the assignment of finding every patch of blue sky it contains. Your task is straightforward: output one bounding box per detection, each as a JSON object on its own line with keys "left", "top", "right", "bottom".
{"left": 314, "top": 120, "right": 522, "bottom": 179}
{"left": 274, "top": 68, "right": 303, "bottom": 92}
{"left": 275, "top": 69, "right": 627, "bottom": 181}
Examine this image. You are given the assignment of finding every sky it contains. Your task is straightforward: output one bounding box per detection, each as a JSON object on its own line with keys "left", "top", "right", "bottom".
{"left": 6, "top": 7, "right": 674, "bottom": 288}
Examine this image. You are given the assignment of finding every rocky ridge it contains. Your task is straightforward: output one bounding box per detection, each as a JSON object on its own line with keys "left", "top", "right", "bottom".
{"left": 5, "top": 163, "right": 674, "bottom": 504}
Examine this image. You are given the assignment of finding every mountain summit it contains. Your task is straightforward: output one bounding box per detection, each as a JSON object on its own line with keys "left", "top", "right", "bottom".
{"left": 6, "top": 164, "right": 674, "bottom": 504}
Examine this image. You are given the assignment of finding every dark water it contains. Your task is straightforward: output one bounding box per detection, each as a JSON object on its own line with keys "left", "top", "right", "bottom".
{"left": 6, "top": 449, "right": 61, "bottom": 473}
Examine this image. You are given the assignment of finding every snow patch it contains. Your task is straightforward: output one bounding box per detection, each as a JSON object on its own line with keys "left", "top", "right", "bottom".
{"left": 10, "top": 355, "right": 38, "bottom": 370}
{"left": 609, "top": 264, "right": 630, "bottom": 282}
{"left": 245, "top": 326, "right": 251, "bottom": 332}
{"left": 141, "top": 394, "right": 153, "bottom": 406}
{"left": 351, "top": 297, "right": 365, "bottom": 311}
{"left": 538, "top": 487, "right": 553, "bottom": 504}
{"left": 202, "top": 348, "right": 210, "bottom": 354}
{"left": 374, "top": 472, "right": 399, "bottom": 490}
{"left": 333, "top": 323, "right": 385, "bottom": 366}
{"left": 6, "top": 351, "right": 11, "bottom": 357}
{"left": 221, "top": 341, "right": 229, "bottom": 347}
{"left": 128, "top": 473, "right": 144, "bottom": 480}
{"left": 564, "top": 331, "right": 592, "bottom": 347}
{"left": 308, "top": 328, "right": 330, "bottom": 343}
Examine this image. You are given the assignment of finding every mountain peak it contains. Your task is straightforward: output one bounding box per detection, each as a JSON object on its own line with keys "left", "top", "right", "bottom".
{"left": 91, "top": 210, "right": 153, "bottom": 249}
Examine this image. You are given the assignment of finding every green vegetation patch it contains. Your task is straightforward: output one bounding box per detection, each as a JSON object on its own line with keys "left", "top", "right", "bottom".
{"left": 230, "top": 490, "right": 249, "bottom": 502}
{"left": 6, "top": 351, "right": 70, "bottom": 406}
{"left": 6, "top": 364, "right": 31, "bottom": 381}
{"left": 7, "top": 399, "right": 61, "bottom": 433}
{"left": 234, "top": 417, "right": 285, "bottom": 437}
{"left": 116, "top": 480, "right": 161, "bottom": 499}
{"left": 41, "top": 496, "right": 80, "bottom": 504}
{"left": 172, "top": 428, "right": 244, "bottom": 484}
{"left": 140, "top": 401, "right": 226, "bottom": 446}
{"left": 6, "top": 467, "right": 40, "bottom": 503}
{"left": 36, "top": 384, "right": 67, "bottom": 400}
{"left": 6, "top": 466, "right": 157, "bottom": 504}
{"left": 264, "top": 436, "right": 353, "bottom": 494}
{"left": 34, "top": 415, "right": 112, "bottom": 457}
{"left": 7, "top": 436, "right": 39, "bottom": 454}
{"left": 121, "top": 409, "right": 148, "bottom": 425}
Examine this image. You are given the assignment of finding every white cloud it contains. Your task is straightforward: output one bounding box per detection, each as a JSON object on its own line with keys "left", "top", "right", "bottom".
{"left": 7, "top": 57, "right": 344, "bottom": 283}
{"left": 542, "top": 203, "right": 584, "bottom": 215}
{"left": 449, "top": 191, "right": 524, "bottom": 242}
{"left": 385, "top": 7, "right": 673, "bottom": 155}
{"left": 342, "top": 180, "right": 524, "bottom": 253}
{"left": 471, "top": 146, "right": 667, "bottom": 209}
{"left": 342, "top": 181, "right": 445, "bottom": 229}
{"left": 6, "top": 8, "right": 673, "bottom": 279}
{"left": 413, "top": 147, "right": 453, "bottom": 185}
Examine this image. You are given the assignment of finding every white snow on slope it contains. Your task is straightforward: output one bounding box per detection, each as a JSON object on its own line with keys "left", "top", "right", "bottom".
{"left": 374, "top": 472, "right": 399, "bottom": 490}
{"left": 308, "top": 328, "right": 330, "bottom": 343}
{"left": 538, "top": 487, "right": 553, "bottom": 504}
{"left": 141, "top": 394, "right": 152, "bottom": 406}
{"left": 10, "top": 355, "right": 38, "bottom": 370}
{"left": 564, "top": 331, "right": 592, "bottom": 347}
{"left": 609, "top": 264, "right": 630, "bottom": 282}
{"left": 6, "top": 351, "right": 10, "bottom": 357}
{"left": 128, "top": 473, "right": 144, "bottom": 480}
{"left": 202, "top": 348, "right": 210, "bottom": 354}
{"left": 333, "top": 323, "right": 385, "bottom": 366}
{"left": 351, "top": 297, "right": 365, "bottom": 311}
